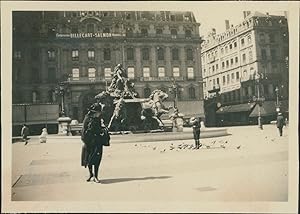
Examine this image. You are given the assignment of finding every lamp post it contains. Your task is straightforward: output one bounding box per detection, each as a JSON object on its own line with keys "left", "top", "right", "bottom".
{"left": 169, "top": 78, "right": 183, "bottom": 109}
{"left": 275, "top": 86, "right": 280, "bottom": 112}
{"left": 254, "top": 72, "right": 264, "bottom": 130}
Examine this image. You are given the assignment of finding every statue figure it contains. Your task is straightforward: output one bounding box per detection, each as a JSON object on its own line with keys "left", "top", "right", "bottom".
{"left": 107, "top": 64, "right": 138, "bottom": 99}
{"left": 141, "top": 89, "right": 172, "bottom": 129}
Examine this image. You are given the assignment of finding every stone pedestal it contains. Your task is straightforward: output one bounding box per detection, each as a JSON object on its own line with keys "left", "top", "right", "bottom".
{"left": 57, "top": 116, "right": 72, "bottom": 135}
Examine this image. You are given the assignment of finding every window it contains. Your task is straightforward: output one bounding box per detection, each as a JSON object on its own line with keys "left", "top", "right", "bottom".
{"left": 127, "top": 67, "right": 135, "bottom": 79}
{"left": 172, "top": 48, "right": 179, "bottom": 60}
{"left": 225, "top": 46, "right": 228, "bottom": 53}
{"left": 227, "top": 74, "right": 230, "bottom": 84}
{"left": 235, "top": 56, "right": 238, "bottom": 64}
{"left": 231, "top": 73, "right": 235, "bottom": 82}
{"left": 223, "top": 76, "right": 226, "bottom": 85}
{"left": 104, "top": 68, "right": 112, "bottom": 80}
{"left": 72, "top": 68, "right": 79, "bottom": 80}
{"left": 157, "top": 47, "right": 164, "bottom": 60}
{"left": 216, "top": 78, "right": 219, "bottom": 85}
{"left": 104, "top": 48, "right": 111, "bottom": 60}
{"left": 222, "top": 61, "right": 225, "bottom": 68}
{"left": 221, "top": 48, "right": 224, "bottom": 54}
{"left": 127, "top": 48, "right": 134, "bottom": 60}
{"left": 229, "top": 44, "right": 232, "bottom": 49}
{"left": 48, "top": 67, "right": 56, "bottom": 83}
{"left": 156, "top": 28, "right": 163, "bottom": 35}
{"left": 241, "top": 38, "right": 245, "bottom": 46}
{"left": 48, "top": 49, "right": 56, "bottom": 61}
{"left": 271, "top": 49, "right": 277, "bottom": 60}
{"left": 272, "top": 64, "right": 278, "bottom": 73}
{"left": 31, "top": 68, "right": 40, "bottom": 83}
{"left": 212, "top": 65, "right": 215, "bottom": 72}
{"left": 158, "top": 67, "right": 165, "bottom": 77}
{"left": 32, "top": 91, "right": 40, "bottom": 103}
{"left": 242, "top": 53, "right": 246, "bottom": 63}
{"left": 185, "top": 29, "right": 192, "bottom": 38}
{"left": 143, "top": 67, "right": 150, "bottom": 77}
{"left": 170, "top": 15, "right": 175, "bottom": 21}
{"left": 261, "top": 49, "right": 267, "bottom": 60}
{"left": 236, "top": 72, "right": 240, "bottom": 80}
{"left": 14, "top": 50, "right": 21, "bottom": 59}
{"left": 260, "top": 33, "right": 265, "bottom": 43}
{"left": 187, "top": 48, "right": 193, "bottom": 60}
{"left": 126, "top": 28, "right": 133, "bottom": 37}
{"left": 189, "top": 87, "right": 196, "bottom": 99}
{"left": 243, "top": 70, "right": 248, "bottom": 79}
{"left": 88, "top": 68, "right": 96, "bottom": 80}
{"left": 230, "top": 58, "right": 234, "bottom": 65}
{"left": 141, "top": 28, "right": 148, "bottom": 37}
{"left": 247, "top": 35, "right": 252, "bottom": 44}
{"left": 87, "top": 24, "right": 94, "bottom": 33}
{"left": 171, "top": 29, "right": 177, "bottom": 38}
{"left": 144, "top": 87, "right": 151, "bottom": 98}
{"left": 88, "top": 49, "right": 95, "bottom": 60}
{"left": 226, "top": 60, "right": 229, "bottom": 68}
{"left": 187, "top": 67, "right": 194, "bottom": 79}
{"left": 103, "top": 27, "right": 110, "bottom": 33}
{"left": 173, "top": 67, "right": 180, "bottom": 77}
{"left": 249, "top": 50, "right": 253, "bottom": 62}
{"left": 216, "top": 64, "right": 219, "bottom": 70}
{"left": 72, "top": 49, "right": 79, "bottom": 61}
{"left": 142, "top": 48, "right": 149, "bottom": 60}
{"left": 234, "top": 42, "right": 237, "bottom": 48}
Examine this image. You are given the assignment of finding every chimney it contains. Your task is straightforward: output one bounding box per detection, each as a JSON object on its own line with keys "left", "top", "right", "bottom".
{"left": 225, "top": 20, "right": 230, "bottom": 30}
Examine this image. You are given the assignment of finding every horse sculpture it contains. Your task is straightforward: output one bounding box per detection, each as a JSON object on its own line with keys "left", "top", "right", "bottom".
{"left": 141, "top": 89, "right": 173, "bottom": 130}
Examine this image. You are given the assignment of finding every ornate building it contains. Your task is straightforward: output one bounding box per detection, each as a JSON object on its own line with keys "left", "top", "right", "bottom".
{"left": 201, "top": 11, "right": 289, "bottom": 126}
{"left": 13, "top": 11, "right": 204, "bottom": 122}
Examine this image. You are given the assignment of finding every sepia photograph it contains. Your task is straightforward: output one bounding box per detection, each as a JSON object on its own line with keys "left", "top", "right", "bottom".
{"left": 1, "top": 1, "right": 299, "bottom": 213}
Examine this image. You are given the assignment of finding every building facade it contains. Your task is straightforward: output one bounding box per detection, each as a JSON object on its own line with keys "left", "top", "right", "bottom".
{"left": 201, "top": 11, "right": 289, "bottom": 126}
{"left": 13, "top": 11, "right": 204, "bottom": 123}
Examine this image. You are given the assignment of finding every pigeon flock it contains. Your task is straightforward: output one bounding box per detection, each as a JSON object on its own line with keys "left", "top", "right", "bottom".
{"left": 133, "top": 139, "right": 242, "bottom": 153}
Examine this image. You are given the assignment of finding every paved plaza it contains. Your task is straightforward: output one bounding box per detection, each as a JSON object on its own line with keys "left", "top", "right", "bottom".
{"left": 9, "top": 124, "right": 290, "bottom": 211}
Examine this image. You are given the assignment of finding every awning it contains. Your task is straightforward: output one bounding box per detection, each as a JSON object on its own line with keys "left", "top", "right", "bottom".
{"left": 216, "top": 102, "right": 255, "bottom": 114}
{"left": 249, "top": 100, "right": 289, "bottom": 117}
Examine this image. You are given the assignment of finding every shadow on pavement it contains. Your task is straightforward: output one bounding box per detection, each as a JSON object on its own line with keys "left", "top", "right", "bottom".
{"left": 100, "top": 176, "right": 172, "bottom": 184}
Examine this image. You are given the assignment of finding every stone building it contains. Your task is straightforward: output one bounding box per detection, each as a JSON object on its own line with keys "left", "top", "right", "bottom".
{"left": 13, "top": 11, "right": 204, "bottom": 122}
{"left": 201, "top": 11, "right": 289, "bottom": 126}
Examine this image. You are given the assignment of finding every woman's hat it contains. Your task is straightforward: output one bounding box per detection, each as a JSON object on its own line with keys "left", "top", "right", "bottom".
{"left": 89, "top": 103, "right": 102, "bottom": 112}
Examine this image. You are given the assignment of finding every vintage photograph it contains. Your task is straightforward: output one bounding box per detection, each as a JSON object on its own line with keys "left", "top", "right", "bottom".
{"left": 2, "top": 1, "right": 299, "bottom": 213}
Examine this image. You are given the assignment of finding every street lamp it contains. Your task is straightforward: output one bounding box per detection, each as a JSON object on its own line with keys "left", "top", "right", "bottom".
{"left": 169, "top": 78, "right": 183, "bottom": 109}
{"left": 254, "top": 72, "right": 265, "bottom": 130}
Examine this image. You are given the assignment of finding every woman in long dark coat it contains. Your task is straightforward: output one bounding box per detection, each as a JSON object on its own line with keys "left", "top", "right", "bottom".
{"left": 81, "top": 103, "right": 107, "bottom": 183}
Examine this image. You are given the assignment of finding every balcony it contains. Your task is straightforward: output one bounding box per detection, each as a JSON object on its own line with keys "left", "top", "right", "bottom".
{"left": 66, "top": 76, "right": 109, "bottom": 84}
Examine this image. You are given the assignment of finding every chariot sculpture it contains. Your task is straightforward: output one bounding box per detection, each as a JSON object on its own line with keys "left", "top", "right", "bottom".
{"left": 95, "top": 64, "right": 173, "bottom": 132}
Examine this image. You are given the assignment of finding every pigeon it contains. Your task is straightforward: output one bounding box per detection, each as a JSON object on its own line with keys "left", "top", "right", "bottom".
{"left": 153, "top": 147, "right": 156, "bottom": 150}
{"left": 237, "top": 145, "right": 241, "bottom": 149}
{"left": 160, "top": 149, "right": 166, "bottom": 153}
{"left": 224, "top": 141, "right": 228, "bottom": 144}
{"left": 135, "top": 144, "right": 137, "bottom": 146}
{"left": 206, "top": 145, "right": 210, "bottom": 149}
{"left": 221, "top": 145, "right": 225, "bottom": 149}
{"left": 211, "top": 140, "right": 216, "bottom": 144}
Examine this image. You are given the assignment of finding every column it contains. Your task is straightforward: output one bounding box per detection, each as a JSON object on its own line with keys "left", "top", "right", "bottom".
{"left": 135, "top": 46, "right": 142, "bottom": 78}
{"left": 165, "top": 46, "right": 172, "bottom": 77}
{"left": 150, "top": 47, "right": 157, "bottom": 77}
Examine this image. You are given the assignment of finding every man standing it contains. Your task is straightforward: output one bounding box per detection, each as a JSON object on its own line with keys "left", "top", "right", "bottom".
{"left": 21, "top": 124, "right": 30, "bottom": 145}
{"left": 276, "top": 112, "right": 285, "bottom": 137}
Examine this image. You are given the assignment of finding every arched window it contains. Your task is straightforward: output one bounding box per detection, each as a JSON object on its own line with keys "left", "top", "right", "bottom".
{"left": 144, "top": 87, "right": 151, "bottom": 98}
{"left": 185, "top": 29, "right": 192, "bottom": 38}
{"left": 189, "top": 87, "right": 196, "bottom": 99}
{"left": 171, "top": 29, "right": 177, "bottom": 38}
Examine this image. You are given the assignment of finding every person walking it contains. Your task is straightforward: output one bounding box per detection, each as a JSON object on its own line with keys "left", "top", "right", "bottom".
{"left": 276, "top": 112, "right": 285, "bottom": 137}
{"left": 190, "top": 117, "right": 202, "bottom": 149}
{"left": 81, "top": 103, "right": 109, "bottom": 183}
{"left": 21, "top": 124, "right": 30, "bottom": 145}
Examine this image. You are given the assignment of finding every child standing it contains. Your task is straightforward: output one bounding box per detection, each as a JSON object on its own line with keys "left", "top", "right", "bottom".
{"left": 190, "top": 117, "right": 202, "bottom": 149}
